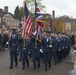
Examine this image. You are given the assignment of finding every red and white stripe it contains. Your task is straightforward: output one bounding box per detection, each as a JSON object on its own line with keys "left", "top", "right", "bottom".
{"left": 22, "top": 15, "right": 32, "bottom": 39}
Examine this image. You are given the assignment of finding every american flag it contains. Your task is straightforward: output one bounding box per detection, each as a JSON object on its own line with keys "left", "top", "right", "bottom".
{"left": 35, "top": 0, "right": 45, "bottom": 42}
{"left": 22, "top": 3, "right": 32, "bottom": 39}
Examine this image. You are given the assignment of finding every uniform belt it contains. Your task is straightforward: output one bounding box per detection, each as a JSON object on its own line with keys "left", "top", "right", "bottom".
{"left": 23, "top": 47, "right": 26, "bottom": 51}
{"left": 11, "top": 44, "right": 17, "bottom": 46}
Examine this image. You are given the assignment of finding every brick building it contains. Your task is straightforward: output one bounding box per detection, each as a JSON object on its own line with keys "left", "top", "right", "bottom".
{"left": 0, "top": 6, "right": 20, "bottom": 31}
{"left": 42, "top": 12, "right": 58, "bottom": 32}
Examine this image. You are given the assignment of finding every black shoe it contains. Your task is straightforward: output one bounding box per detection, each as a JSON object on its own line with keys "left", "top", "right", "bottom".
{"left": 15, "top": 64, "right": 17, "bottom": 67}
{"left": 54, "top": 63, "right": 57, "bottom": 65}
{"left": 34, "top": 68, "right": 36, "bottom": 70}
{"left": 45, "top": 69, "right": 47, "bottom": 71}
{"left": 58, "top": 61, "right": 60, "bottom": 64}
{"left": 9, "top": 66, "right": 13, "bottom": 69}
{"left": 22, "top": 67, "right": 25, "bottom": 70}
{"left": 49, "top": 66, "right": 51, "bottom": 69}
{"left": 38, "top": 65, "right": 40, "bottom": 68}
{"left": 19, "top": 59, "right": 21, "bottom": 61}
{"left": 26, "top": 59, "right": 29, "bottom": 68}
{"left": 27, "top": 64, "right": 29, "bottom": 68}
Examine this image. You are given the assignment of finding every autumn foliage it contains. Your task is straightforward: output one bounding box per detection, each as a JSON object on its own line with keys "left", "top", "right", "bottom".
{"left": 56, "top": 20, "right": 66, "bottom": 32}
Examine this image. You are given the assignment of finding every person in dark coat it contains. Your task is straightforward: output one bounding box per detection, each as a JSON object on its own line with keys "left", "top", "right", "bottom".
{"left": 42, "top": 33, "right": 52, "bottom": 71}
{"left": 53, "top": 32, "right": 63, "bottom": 65}
{"left": 3, "top": 33, "right": 9, "bottom": 49}
{"left": 21, "top": 40, "right": 29, "bottom": 70}
{"left": 30, "top": 33, "right": 40, "bottom": 70}
{"left": 9, "top": 29, "right": 18, "bottom": 69}
{"left": 71, "top": 49, "right": 76, "bottom": 75}
{"left": 0, "top": 32, "right": 2, "bottom": 49}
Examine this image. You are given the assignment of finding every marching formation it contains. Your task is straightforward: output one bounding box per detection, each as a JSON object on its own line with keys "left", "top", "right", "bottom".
{"left": 9, "top": 29, "right": 72, "bottom": 71}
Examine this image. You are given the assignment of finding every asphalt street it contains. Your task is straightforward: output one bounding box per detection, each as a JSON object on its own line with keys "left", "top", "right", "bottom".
{"left": 0, "top": 49, "right": 73, "bottom": 75}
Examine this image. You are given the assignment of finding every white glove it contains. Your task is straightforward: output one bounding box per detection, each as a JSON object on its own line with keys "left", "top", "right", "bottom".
{"left": 59, "top": 49, "right": 61, "bottom": 51}
{"left": 17, "top": 48, "right": 19, "bottom": 51}
{"left": 29, "top": 52, "right": 30, "bottom": 54}
{"left": 49, "top": 45, "right": 52, "bottom": 47}
{"left": 40, "top": 49, "right": 43, "bottom": 53}
{"left": 6, "top": 42, "right": 9, "bottom": 45}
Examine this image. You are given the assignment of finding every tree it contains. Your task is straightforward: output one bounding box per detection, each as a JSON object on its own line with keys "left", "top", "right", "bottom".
{"left": 14, "top": 0, "right": 46, "bottom": 20}
{"left": 19, "top": 7, "right": 24, "bottom": 20}
{"left": 14, "top": 6, "right": 20, "bottom": 20}
{"left": 25, "top": 0, "right": 46, "bottom": 13}
{"left": 56, "top": 20, "right": 66, "bottom": 32}
{"left": 57, "top": 15, "right": 71, "bottom": 19}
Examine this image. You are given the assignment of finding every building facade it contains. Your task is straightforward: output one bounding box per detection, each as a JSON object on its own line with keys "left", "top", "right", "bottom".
{"left": 61, "top": 19, "right": 76, "bottom": 33}
{"left": 2, "top": 14, "right": 19, "bottom": 29}
{"left": 0, "top": 6, "right": 20, "bottom": 31}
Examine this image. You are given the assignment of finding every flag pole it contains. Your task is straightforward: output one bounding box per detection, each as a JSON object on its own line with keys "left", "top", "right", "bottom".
{"left": 35, "top": 0, "right": 37, "bottom": 48}
{"left": 23, "top": 0, "right": 26, "bottom": 47}
{"left": 35, "top": 32, "right": 37, "bottom": 48}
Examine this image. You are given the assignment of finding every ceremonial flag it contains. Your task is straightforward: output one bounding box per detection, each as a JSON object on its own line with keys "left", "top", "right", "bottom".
{"left": 35, "top": 0, "right": 45, "bottom": 42}
{"left": 22, "top": 3, "right": 32, "bottom": 39}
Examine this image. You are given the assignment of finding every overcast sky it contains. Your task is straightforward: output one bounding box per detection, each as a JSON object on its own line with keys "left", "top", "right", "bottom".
{"left": 0, "top": 0, "right": 76, "bottom": 18}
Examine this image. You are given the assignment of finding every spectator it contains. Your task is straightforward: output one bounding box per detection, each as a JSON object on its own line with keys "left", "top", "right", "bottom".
{"left": 0, "top": 31, "right": 2, "bottom": 50}
{"left": 71, "top": 46, "right": 76, "bottom": 75}
{"left": 71, "top": 38, "right": 76, "bottom": 75}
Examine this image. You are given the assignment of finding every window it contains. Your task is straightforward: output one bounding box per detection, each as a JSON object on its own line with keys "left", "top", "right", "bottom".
{"left": 46, "top": 16, "right": 49, "bottom": 19}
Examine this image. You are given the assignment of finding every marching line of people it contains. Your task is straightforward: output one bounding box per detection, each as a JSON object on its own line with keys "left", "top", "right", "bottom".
{"left": 8, "top": 29, "right": 72, "bottom": 71}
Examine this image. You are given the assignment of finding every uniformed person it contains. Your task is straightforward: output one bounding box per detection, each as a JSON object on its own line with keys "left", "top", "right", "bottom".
{"left": 43, "top": 32, "right": 52, "bottom": 71}
{"left": 0, "top": 31, "right": 2, "bottom": 50}
{"left": 65, "top": 35, "right": 71, "bottom": 57}
{"left": 61, "top": 33, "right": 66, "bottom": 59}
{"left": 21, "top": 40, "right": 29, "bottom": 70}
{"left": 57, "top": 33, "right": 63, "bottom": 63}
{"left": 9, "top": 28, "right": 18, "bottom": 69}
{"left": 30, "top": 32, "right": 40, "bottom": 70}
{"left": 53, "top": 33, "right": 60, "bottom": 65}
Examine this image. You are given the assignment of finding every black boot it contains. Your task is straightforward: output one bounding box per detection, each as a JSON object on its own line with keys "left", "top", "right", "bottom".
{"left": 38, "top": 63, "right": 40, "bottom": 68}
{"left": 45, "top": 68, "right": 47, "bottom": 71}
{"left": 26, "top": 59, "right": 29, "bottom": 68}
{"left": 9, "top": 66, "right": 13, "bottom": 69}
{"left": 19, "top": 59, "right": 21, "bottom": 61}
{"left": 37, "top": 58, "right": 40, "bottom": 68}
{"left": 22, "top": 67, "right": 25, "bottom": 70}
{"left": 15, "top": 63, "right": 17, "bottom": 67}
{"left": 48, "top": 60, "right": 51, "bottom": 69}
{"left": 34, "top": 67, "right": 36, "bottom": 70}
